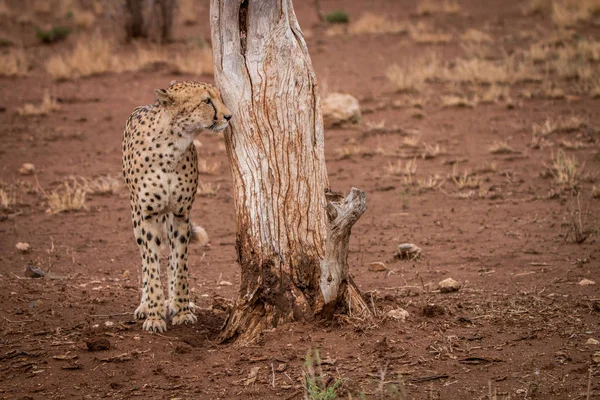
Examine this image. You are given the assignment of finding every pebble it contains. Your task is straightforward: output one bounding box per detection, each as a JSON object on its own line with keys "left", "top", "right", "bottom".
{"left": 86, "top": 338, "right": 111, "bottom": 351}
{"left": 15, "top": 242, "right": 30, "bottom": 253}
{"left": 439, "top": 278, "right": 461, "bottom": 293}
{"left": 586, "top": 338, "right": 599, "bottom": 346}
{"left": 579, "top": 279, "right": 595, "bottom": 286}
{"left": 24, "top": 265, "right": 45, "bottom": 278}
{"left": 368, "top": 261, "right": 387, "bottom": 272}
{"left": 18, "top": 163, "right": 35, "bottom": 175}
{"left": 386, "top": 308, "right": 409, "bottom": 321}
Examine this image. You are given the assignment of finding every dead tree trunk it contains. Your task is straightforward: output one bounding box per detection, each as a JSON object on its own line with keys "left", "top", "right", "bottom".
{"left": 210, "top": 0, "right": 369, "bottom": 344}
{"left": 157, "top": 0, "right": 176, "bottom": 42}
{"left": 124, "top": 0, "right": 147, "bottom": 39}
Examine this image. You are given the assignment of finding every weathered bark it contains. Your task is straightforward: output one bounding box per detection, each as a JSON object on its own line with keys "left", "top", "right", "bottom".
{"left": 210, "top": 0, "right": 369, "bottom": 344}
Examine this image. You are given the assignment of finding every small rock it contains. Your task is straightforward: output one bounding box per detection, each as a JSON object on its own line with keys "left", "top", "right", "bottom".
{"left": 29, "top": 299, "right": 43, "bottom": 309}
{"left": 593, "top": 351, "right": 600, "bottom": 364}
{"left": 86, "top": 338, "right": 111, "bottom": 351}
{"left": 24, "top": 265, "right": 45, "bottom": 278}
{"left": 396, "top": 243, "right": 422, "bottom": 260}
{"left": 15, "top": 242, "right": 30, "bottom": 253}
{"left": 368, "top": 261, "right": 387, "bottom": 272}
{"left": 18, "top": 163, "right": 35, "bottom": 175}
{"left": 104, "top": 321, "right": 114, "bottom": 327}
{"left": 439, "top": 278, "right": 461, "bottom": 293}
{"left": 423, "top": 304, "right": 445, "bottom": 317}
{"left": 217, "top": 280, "right": 233, "bottom": 286}
{"left": 190, "top": 224, "right": 209, "bottom": 246}
{"left": 386, "top": 308, "right": 409, "bottom": 321}
{"left": 322, "top": 93, "right": 361, "bottom": 128}
{"left": 579, "top": 279, "right": 595, "bottom": 286}
{"left": 586, "top": 338, "right": 599, "bottom": 346}
{"left": 121, "top": 270, "right": 130, "bottom": 279}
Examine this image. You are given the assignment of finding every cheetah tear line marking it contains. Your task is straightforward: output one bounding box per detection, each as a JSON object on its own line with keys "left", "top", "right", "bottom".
{"left": 122, "top": 81, "right": 232, "bottom": 332}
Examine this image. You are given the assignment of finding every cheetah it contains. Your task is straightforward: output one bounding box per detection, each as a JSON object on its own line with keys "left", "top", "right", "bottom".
{"left": 122, "top": 81, "right": 231, "bottom": 332}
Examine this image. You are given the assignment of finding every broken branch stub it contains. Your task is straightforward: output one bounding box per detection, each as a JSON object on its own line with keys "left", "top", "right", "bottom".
{"left": 320, "top": 188, "right": 368, "bottom": 312}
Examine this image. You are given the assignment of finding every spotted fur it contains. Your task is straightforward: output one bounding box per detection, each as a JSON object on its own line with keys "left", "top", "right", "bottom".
{"left": 122, "top": 81, "right": 231, "bottom": 332}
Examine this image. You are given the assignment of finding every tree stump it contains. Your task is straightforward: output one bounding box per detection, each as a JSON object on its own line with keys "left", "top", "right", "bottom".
{"left": 210, "top": 0, "right": 369, "bottom": 344}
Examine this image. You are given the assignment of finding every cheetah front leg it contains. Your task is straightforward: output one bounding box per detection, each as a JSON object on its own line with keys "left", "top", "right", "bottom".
{"left": 136, "top": 216, "right": 168, "bottom": 332}
{"left": 167, "top": 213, "right": 197, "bottom": 326}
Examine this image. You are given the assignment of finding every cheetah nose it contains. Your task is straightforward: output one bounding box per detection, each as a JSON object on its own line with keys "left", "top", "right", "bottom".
{"left": 224, "top": 114, "right": 232, "bottom": 121}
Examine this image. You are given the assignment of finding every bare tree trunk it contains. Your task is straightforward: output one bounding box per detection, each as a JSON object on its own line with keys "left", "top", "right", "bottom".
{"left": 157, "top": 0, "right": 176, "bottom": 42}
{"left": 210, "top": 0, "right": 369, "bottom": 344}
{"left": 125, "top": 0, "right": 147, "bottom": 39}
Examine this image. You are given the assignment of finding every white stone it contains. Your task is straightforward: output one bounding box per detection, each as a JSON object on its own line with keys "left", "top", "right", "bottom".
{"left": 18, "top": 163, "right": 35, "bottom": 175}
{"left": 386, "top": 308, "right": 409, "bottom": 321}
{"left": 15, "top": 242, "right": 30, "bottom": 253}
{"left": 586, "top": 338, "right": 599, "bottom": 345}
{"left": 322, "top": 93, "right": 361, "bottom": 128}
{"left": 579, "top": 279, "right": 595, "bottom": 286}
{"left": 191, "top": 225, "right": 209, "bottom": 246}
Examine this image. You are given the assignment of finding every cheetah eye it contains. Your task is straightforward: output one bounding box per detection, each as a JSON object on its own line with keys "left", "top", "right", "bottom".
{"left": 203, "top": 98, "right": 212, "bottom": 105}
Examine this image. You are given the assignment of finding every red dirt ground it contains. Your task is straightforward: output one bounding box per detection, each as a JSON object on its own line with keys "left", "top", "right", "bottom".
{"left": 1, "top": 1, "right": 599, "bottom": 399}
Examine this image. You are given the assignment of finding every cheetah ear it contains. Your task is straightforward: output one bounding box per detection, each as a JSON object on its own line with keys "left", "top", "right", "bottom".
{"left": 154, "top": 88, "right": 173, "bottom": 106}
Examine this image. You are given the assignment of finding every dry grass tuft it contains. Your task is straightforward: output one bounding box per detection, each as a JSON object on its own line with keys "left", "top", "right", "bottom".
{"left": 534, "top": 116, "right": 585, "bottom": 138}
{"left": 421, "top": 143, "right": 446, "bottom": 159}
{"left": 461, "top": 29, "right": 492, "bottom": 43}
{"left": 416, "top": 0, "right": 461, "bottom": 15}
{"left": 385, "top": 55, "right": 439, "bottom": 92}
{"left": 0, "top": 183, "right": 18, "bottom": 211}
{"left": 481, "top": 85, "right": 511, "bottom": 104}
{"left": 401, "top": 136, "right": 421, "bottom": 148}
{"left": 0, "top": 48, "right": 30, "bottom": 77}
{"left": 547, "top": 150, "right": 582, "bottom": 189}
{"left": 417, "top": 174, "right": 443, "bottom": 191}
{"left": 410, "top": 22, "right": 452, "bottom": 44}
{"left": 489, "top": 140, "right": 517, "bottom": 154}
{"left": 197, "top": 181, "right": 221, "bottom": 197}
{"left": 539, "top": 82, "right": 566, "bottom": 99}
{"left": 76, "top": 176, "right": 122, "bottom": 195}
{"left": 452, "top": 170, "right": 482, "bottom": 189}
{"left": 336, "top": 145, "right": 364, "bottom": 159}
{"left": 44, "top": 182, "right": 87, "bottom": 214}
{"left": 198, "top": 160, "right": 219, "bottom": 175}
{"left": 476, "top": 161, "right": 497, "bottom": 174}
{"left": 348, "top": 13, "right": 408, "bottom": 35}
{"left": 533, "top": 118, "right": 559, "bottom": 136}
{"left": 386, "top": 158, "right": 418, "bottom": 178}
{"left": 46, "top": 38, "right": 118, "bottom": 80}
{"left": 441, "top": 94, "right": 478, "bottom": 108}
{"left": 46, "top": 38, "right": 213, "bottom": 81}
{"left": 525, "top": 0, "right": 600, "bottom": 27}
{"left": 17, "top": 91, "right": 61, "bottom": 116}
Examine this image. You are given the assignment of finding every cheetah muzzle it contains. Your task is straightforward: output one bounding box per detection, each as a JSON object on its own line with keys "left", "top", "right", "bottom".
{"left": 122, "top": 80, "right": 232, "bottom": 332}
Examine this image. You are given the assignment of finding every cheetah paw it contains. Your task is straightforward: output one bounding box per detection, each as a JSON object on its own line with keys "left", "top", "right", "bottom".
{"left": 171, "top": 310, "right": 198, "bottom": 326}
{"left": 134, "top": 302, "right": 150, "bottom": 319}
{"left": 143, "top": 316, "right": 167, "bottom": 332}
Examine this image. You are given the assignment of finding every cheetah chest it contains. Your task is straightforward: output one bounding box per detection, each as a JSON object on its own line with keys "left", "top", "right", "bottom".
{"left": 134, "top": 145, "right": 199, "bottom": 217}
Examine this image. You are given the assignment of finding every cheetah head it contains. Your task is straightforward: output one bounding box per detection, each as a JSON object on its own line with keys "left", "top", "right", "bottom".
{"left": 154, "top": 80, "right": 232, "bottom": 134}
